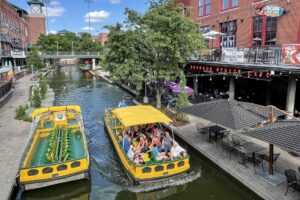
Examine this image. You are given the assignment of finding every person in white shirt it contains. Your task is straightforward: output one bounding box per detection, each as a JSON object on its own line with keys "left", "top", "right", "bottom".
{"left": 170, "top": 141, "right": 186, "bottom": 160}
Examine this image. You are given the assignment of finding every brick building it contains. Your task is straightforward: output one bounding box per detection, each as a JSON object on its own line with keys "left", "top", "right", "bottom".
{"left": 176, "top": 0, "right": 300, "bottom": 117}
{"left": 177, "top": 0, "right": 300, "bottom": 48}
{"left": 98, "top": 32, "right": 108, "bottom": 45}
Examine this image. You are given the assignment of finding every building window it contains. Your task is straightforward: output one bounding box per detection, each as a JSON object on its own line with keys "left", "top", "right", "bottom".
{"left": 266, "top": 17, "right": 277, "bottom": 46}
{"left": 220, "top": 20, "right": 237, "bottom": 47}
{"left": 253, "top": 16, "right": 263, "bottom": 46}
{"left": 252, "top": 16, "right": 277, "bottom": 46}
{"left": 199, "top": 0, "right": 211, "bottom": 17}
{"left": 222, "top": 0, "right": 239, "bottom": 11}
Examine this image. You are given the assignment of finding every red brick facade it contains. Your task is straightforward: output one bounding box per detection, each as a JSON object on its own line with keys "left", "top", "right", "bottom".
{"left": 98, "top": 33, "right": 108, "bottom": 45}
{"left": 176, "top": 0, "right": 300, "bottom": 48}
{"left": 0, "top": 0, "right": 29, "bottom": 52}
{"left": 28, "top": 15, "right": 46, "bottom": 45}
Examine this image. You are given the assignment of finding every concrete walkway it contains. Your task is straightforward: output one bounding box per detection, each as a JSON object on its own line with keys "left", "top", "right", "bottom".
{"left": 0, "top": 75, "right": 33, "bottom": 200}
{"left": 170, "top": 114, "right": 300, "bottom": 200}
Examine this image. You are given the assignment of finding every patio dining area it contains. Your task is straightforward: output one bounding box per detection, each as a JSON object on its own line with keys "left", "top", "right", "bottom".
{"left": 171, "top": 100, "right": 300, "bottom": 200}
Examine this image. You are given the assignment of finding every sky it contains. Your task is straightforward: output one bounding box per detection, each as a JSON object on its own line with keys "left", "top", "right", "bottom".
{"left": 8, "top": 0, "right": 148, "bottom": 35}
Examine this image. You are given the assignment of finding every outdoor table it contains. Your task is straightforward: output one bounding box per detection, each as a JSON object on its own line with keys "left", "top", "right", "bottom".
{"left": 234, "top": 142, "right": 266, "bottom": 168}
{"left": 207, "top": 125, "right": 226, "bottom": 143}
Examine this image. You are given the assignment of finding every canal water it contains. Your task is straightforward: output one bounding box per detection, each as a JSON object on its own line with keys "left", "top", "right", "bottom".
{"left": 14, "top": 66, "right": 261, "bottom": 200}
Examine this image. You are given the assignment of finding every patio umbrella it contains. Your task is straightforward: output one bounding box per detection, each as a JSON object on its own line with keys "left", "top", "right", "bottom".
{"left": 182, "top": 99, "right": 282, "bottom": 130}
{"left": 171, "top": 84, "right": 194, "bottom": 95}
{"left": 8, "top": 60, "right": 12, "bottom": 67}
{"left": 203, "top": 30, "right": 225, "bottom": 49}
{"left": 4, "top": 61, "right": 8, "bottom": 67}
{"left": 243, "top": 119, "right": 300, "bottom": 176}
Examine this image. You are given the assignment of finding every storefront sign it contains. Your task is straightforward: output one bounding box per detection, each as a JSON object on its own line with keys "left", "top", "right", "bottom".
{"left": 282, "top": 44, "right": 300, "bottom": 65}
{"left": 223, "top": 48, "right": 245, "bottom": 63}
{"left": 258, "top": 5, "right": 284, "bottom": 17}
{"left": 11, "top": 51, "right": 26, "bottom": 58}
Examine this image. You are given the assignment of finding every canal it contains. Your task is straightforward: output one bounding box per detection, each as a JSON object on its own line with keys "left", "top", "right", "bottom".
{"left": 14, "top": 66, "right": 261, "bottom": 200}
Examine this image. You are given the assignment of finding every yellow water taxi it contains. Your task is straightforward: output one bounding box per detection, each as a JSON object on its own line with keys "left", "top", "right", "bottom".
{"left": 19, "top": 105, "right": 90, "bottom": 190}
{"left": 104, "top": 105, "right": 190, "bottom": 184}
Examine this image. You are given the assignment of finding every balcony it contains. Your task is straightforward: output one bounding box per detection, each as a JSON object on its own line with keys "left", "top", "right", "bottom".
{"left": 195, "top": 46, "right": 286, "bottom": 66}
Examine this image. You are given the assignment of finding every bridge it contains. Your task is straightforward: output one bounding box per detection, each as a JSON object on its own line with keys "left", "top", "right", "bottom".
{"left": 41, "top": 52, "right": 101, "bottom": 59}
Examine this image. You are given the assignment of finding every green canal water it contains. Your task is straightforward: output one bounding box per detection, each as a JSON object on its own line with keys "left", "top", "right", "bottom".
{"left": 14, "top": 66, "right": 261, "bottom": 200}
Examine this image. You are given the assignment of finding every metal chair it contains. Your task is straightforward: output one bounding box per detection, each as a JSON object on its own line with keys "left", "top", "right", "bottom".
{"left": 194, "top": 122, "right": 207, "bottom": 140}
{"left": 260, "top": 153, "right": 280, "bottom": 172}
{"left": 284, "top": 169, "right": 300, "bottom": 195}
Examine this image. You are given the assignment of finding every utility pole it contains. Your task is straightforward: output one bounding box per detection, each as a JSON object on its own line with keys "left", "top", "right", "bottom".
{"left": 85, "top": 0, "right": 93, "bottom": 34}
{"left": 43, "top": 0, "right": 50, "bottom": 34}
{"left": 56, "top": 41, "right": 58, "bottom": 55}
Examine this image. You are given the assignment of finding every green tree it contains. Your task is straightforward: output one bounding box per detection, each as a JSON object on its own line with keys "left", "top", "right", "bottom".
{"left": 104, "top": 0, "right": 205, "bottom": 108}
{"left": 26, "top": 46, "right": 44, "bottom": 71}
{"left": 175, "top": 71, "right": 189, "bottom": 121}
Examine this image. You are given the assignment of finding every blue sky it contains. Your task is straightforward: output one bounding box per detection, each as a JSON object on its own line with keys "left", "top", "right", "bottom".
{"left": 8, "top": 0, "right": 148, "bottom": 34}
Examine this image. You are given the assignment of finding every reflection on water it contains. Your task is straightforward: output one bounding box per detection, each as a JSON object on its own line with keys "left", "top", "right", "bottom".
{"left": 22, "top": 180, "right": 91, "bottom": 200}
{"left": 14, "top": 66, "right": 261, "bottom": 200}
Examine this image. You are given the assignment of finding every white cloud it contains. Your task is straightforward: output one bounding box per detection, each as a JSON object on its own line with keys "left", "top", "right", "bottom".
{"left": 84, "top": 10, "right": 110, "bottom": 23}
{"left": 110, "top": 0, "right": 121, "bottom": 4}
{"left": 82, "top": 26, "right": 95, "bottom": 31}
{"left": 50, "top": 19, "right": 56, "bottom": 23}
{"left": 43, "top": 1, "right": 65, "bottom": 17}
{"left": 49, "top": 0, "right": 60, "bottom": 6}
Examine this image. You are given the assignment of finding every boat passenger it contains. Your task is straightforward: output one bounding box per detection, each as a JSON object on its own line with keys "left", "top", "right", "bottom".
{"left": 162, "top": 131, "right": 173, "bottom": 153}
{"left": 152, "top": 144, "right": 168, "bottom": 161}
{"left": 127, "top": 144, "right": 138, "bottom": 160}
{"left": 118, "top": 99, "right": 127, "bottom": 108}
{"left": 150, "top": 135, "right": 162, "bottom": 152}
{"left": 170, "top": 141, "right": 187, "bottom": 160}
{"left": 119, "top": 136, "right": 131, "bottom": 153}
{"left": 133, "top": 154, "right": 144, "bottom": 165}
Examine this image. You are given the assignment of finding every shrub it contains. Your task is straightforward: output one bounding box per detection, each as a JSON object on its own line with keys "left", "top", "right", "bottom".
{"left": 39, "top": 76, "right": 48, "bottom": 99}
{"left": 15, "top": 105, "right": 26, "bottom": 120}
{"left": 32, "top": 88, "right": 41, "bottom": 108}
{"left": 175, "top": 71, "right": 189, "bottom": 121}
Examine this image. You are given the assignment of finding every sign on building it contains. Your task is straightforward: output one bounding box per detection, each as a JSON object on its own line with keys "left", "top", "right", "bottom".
{"left": 282, "top": 44, "right": 300, "bottom": 65}
{"left": 223, "top": 48, "right": 245, "bottom": 63}
{"left": 11, "top": 51, "right": 26, "bottom": 58}
{"left": 258, "top": 5, "right": 284, "bottom": 17}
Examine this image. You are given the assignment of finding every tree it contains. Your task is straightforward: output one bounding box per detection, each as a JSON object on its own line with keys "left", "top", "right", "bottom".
{"left": 104, "top": 0, "right": 205, "bottom": 108}
{"left": 39, "top": 76, "right": 48, "bottom": 99}
{"left": 32, "top": 88, "right": 41, "bottom": 108}
{"left": 26, "top": 46, "right": 44, "bottom": 71}
{"left": 175, "top": 71, "right": 189, "bottom": 121}
{"left": 37, "top": 32, "right": 103, "bottom": 53}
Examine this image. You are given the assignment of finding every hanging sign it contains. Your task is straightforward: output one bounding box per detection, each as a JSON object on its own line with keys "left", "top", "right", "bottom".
{"left": 282, "top": 44, "right": 300, "bottom": 65}
{"left": 258, "top": 5, "right": 284, "bottom": 17}
{"left": 222, "top": 48, "right": 245, "bottom": 63}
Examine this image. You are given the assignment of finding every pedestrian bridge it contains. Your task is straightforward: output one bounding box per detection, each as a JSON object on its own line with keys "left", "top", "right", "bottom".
{"left": 41, "top": 52, "right": 101, "bottom": 59}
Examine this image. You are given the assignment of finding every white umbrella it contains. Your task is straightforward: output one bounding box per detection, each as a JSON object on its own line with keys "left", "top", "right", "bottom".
{"left": 267, "top": 38, "right": 276, "bottom": 42}
{"left": 4, "top": 61, "right": 8, "bottom": 67}
{"left": 8, "top": 60, "right": 12, "bottom": 67}
{"left": 253, "top": 37, "right": 262, "bottom": 41}
{"left": 203, "top": 30, "right": 226, "bottom": 37}
{"left": 204, "top": 36, "right": 217, "bottom": 40}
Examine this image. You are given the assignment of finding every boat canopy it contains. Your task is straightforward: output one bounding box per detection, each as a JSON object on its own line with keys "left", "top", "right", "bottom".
{"left": 32, "top": 105, "right": 81, "bottom": 119}
{"left": 112, "top": 105, "right": 173, "bottom": 128}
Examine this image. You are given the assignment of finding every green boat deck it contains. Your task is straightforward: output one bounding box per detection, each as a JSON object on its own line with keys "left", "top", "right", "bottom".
{"left": 26, "top": 128, "right": 86, "bottom": 168}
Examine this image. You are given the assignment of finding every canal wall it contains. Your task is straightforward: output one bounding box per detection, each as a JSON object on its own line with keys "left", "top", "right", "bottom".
{"left": 0, "top": 75, "right": 33, "bottom": 200}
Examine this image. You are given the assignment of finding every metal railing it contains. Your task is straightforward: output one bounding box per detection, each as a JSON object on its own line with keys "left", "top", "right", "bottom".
{"left": 196, "top": 46, "right": 283, "bottom": 65}
{"left": 0, "top": 79, "right": 13, "bottom": 100}
{"left": 0, "top": 51, "right": 12, "bottom": 57}
{"left": 41, "top": 51, "right": 100, "bottom": 56}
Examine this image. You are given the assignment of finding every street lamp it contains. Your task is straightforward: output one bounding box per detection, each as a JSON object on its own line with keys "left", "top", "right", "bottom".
{"left": 56, "top": 41, "right": 58, "bottom": 56}
{"left": 71, "top": 41, "right": 74, "bottom": 55}
{"left": 143, "top": 69, "right": 149, "bottom": 104}
{"left": 85, "top": 0, "right": 93, "bottom": 34}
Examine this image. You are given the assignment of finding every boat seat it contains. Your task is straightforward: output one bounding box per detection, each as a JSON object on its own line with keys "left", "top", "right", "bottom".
{"left": 141, "top": 153, "right": 150, "bottom": 162}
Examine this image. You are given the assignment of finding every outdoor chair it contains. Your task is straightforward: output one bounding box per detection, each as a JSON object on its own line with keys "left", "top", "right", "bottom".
{"left": 194, "top": 122, "right": 208, "bottom": 140}
{"left": 220, "top": 135, "right": 237, "bottom": 159}
{"left": 284, "top": 169, "right": 300, "bottom": 195}
{"left": 259, "top": 153, "right": 280, "bottom": 172}
{"left": 216, "top": 130, "right": 230, "bottom": 148}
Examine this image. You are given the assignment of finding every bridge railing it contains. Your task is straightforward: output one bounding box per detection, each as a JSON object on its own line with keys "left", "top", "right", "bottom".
{"left": 41, "top": 51, "right": 100, "bottom": 56}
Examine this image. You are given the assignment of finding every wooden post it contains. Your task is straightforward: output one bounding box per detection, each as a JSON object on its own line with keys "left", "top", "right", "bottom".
{"left": 269, "top": 144, "right": 274, "bottom": 175}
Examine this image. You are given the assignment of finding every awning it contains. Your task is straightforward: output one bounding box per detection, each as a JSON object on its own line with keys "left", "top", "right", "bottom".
{"left": 243, "top": 120, "right": 300, "bottom": 155}
{"left": 182, "top": 99, "right": 282, "bottom": 130}
{"left": 112, "top": 105, "right": 173, "bottom": 128}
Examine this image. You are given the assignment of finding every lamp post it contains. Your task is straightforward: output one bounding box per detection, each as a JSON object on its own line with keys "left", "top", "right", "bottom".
{"left": 71, "top": 41, "right": 74, "bottom": 55}
{"left": 143, "top": 69, "right": 149, "bottom": 104}
{"left": 56, "top": 41, "right": 58, "bottom": 56}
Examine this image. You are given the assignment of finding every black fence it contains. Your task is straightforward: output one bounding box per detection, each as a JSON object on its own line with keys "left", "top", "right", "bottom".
{"left": 0, "top": 80, "right": 13, "bottom": 100}
{"left": 198, "top": 46, "right": 283, "bottom": 65}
